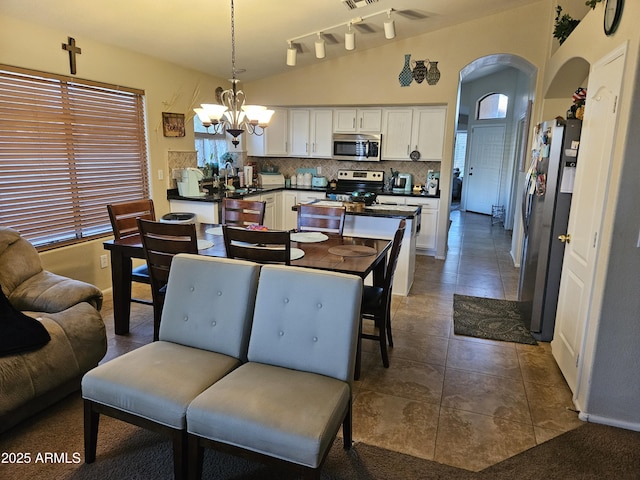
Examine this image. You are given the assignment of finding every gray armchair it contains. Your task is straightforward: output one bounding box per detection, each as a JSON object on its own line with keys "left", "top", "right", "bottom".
{"left": 187, "top": 265, "right": 363, "bottom": 480}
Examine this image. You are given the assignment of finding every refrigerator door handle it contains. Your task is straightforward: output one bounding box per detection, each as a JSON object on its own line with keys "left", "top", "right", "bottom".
{"left": 522, "top": 172, "right": 533, "bottom": 235}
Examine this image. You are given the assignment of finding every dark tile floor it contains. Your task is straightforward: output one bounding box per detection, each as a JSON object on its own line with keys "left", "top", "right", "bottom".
{"left": 99, "top": 210, "right": 582, "bottom": 472}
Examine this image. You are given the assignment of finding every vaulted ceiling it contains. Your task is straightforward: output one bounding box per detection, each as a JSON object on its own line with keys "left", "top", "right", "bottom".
{"left": 1, "top": 0, "right": 540, "bottom": 82}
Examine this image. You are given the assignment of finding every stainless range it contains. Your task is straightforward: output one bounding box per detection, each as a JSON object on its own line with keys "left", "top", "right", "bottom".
{"left": 330, "top": 169, "right": 385, "bottom": 201}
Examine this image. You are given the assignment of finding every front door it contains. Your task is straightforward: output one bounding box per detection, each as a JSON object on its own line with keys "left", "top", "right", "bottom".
{"left": 464, "top": 124, "right": 505, "bottom": 215}
{"left": 551, "top": 46, "right": 625, "bottom": 396}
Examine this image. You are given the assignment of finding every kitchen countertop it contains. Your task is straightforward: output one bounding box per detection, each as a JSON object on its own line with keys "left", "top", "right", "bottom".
{"left": 167, "top": 185, "right": 439, "bottom": 203}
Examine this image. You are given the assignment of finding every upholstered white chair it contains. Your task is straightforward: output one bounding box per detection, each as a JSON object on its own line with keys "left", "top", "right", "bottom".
{"left": 186, "top": 265, "right": 363, "bottom": 480}
{"left": 82, "top": 254, "right": 260, "bottom": 480}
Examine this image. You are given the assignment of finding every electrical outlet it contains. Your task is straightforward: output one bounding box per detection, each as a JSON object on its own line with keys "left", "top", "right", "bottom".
{"left": 100, "top": 254, "right": 108, "bottom": 269}
{"left": 158, "top": 169, "right": 164, "bottom": 180}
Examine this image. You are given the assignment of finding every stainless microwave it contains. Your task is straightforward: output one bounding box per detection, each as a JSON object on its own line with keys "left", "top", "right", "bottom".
{"left": 332, "top": 134, "right": 381, "bottom": 161}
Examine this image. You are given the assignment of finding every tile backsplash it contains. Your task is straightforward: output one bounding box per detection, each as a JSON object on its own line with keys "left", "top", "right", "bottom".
{"left": 167, "top": 150, "right": 197, "bottom": 187}
{"left": 249, "top": 157, "right": 443, "bottom": 186}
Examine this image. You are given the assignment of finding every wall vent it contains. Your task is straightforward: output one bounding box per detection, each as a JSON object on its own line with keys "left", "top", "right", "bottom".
{"left": 341, "top": 0, "right": 379, "bottom": 10}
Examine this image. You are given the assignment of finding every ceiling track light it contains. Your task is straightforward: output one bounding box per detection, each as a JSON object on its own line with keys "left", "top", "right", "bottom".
{"left": 315, "top": 33, "right": 326, "bottom": 59}
{"left": 286, "top": 8, "right": 395, "bottom": 65}
{"left": 286, "top": 41, "right": 297, "bottom": 66}
{"left": 384, "top": 9, "right": 395, "bottom": 39}
{"left": 345, "top": 23, "right": 356, "bottom": 51}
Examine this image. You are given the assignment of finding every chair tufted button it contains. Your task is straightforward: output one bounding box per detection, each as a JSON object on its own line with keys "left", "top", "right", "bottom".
{"left": 283, "top": 298, "right": 289, "bottom": 303}
{"left": 317, "top": 303, "right": 322, "bottom": 309}
{"left": 279, "top": 331, "right": 284, "bottom": 336}
{"left": 313, "top": 336, "right": 318, "bottom": 342}
{"left": 183, "top": 316, "right": 189, "bottom": 322}
{"left": 190, "top": 286, "right": 195, "bottom": 292}
{"left": 211, "top": 320, "right": 217, "bottom": 326}
{"left": 217, "top": 291, "right": 222, "bottom": 296}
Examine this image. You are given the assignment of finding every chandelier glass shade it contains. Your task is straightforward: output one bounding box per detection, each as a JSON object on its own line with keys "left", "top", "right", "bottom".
{"left": 194, "top": 0, "right": 273, "bottom": 147}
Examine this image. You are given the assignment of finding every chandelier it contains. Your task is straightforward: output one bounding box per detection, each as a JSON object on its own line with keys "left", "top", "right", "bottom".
{"left": 194, "top": 0, "right": 274, "bottom": 148}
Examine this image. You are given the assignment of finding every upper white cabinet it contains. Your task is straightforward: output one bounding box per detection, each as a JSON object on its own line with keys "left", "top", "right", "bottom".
{"left": 382, "top": 108, "right": 414, "bottom": 160}
{"left": 289, "top": 109, "right": 310, "bottom": 157}
{"left": 333, "top": 108, "right": 382, "bottom": 133}
{"left": 246, "top": 107, "right": 288, "bottom": 156}
{"left": 411, "top": 106, "right": 447, "bottom": 162}
{"left": 382, "top": 106, "right": 447, "bottom": 161}
{"left": 289, "top": 109, "right": 333, "bottom": 158}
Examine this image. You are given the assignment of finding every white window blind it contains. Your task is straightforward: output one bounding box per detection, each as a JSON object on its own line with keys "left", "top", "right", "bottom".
{"left": 0, "top": 65, "right": 149, "bottom": 249}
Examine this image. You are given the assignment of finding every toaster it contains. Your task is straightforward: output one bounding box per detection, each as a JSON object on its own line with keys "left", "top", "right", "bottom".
{"left": 312, "top": 176, "right": 328, "bottom": 188}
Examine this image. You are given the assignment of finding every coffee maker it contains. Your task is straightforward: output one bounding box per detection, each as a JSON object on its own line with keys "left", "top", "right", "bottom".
{"left": 177, "top": 168, "right": 205, "bottom": 197}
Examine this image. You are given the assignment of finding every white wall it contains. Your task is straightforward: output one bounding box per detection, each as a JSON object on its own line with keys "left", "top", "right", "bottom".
{"left": 542, "top": 3, "right": 640, "bottom": 429}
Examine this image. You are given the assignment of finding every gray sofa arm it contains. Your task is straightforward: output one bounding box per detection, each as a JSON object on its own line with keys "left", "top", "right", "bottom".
{"left": 9, "top": 271, "right": 103, "bottom": 313}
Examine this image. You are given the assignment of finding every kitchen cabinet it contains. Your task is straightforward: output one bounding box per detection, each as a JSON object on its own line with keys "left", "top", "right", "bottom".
{"left": 169, "top": 199, "right": 219, "bottom": 224}
{"left": 381, "top": 108, "right": 414, "bottom": 160}
{"left": 289, "top": 109, "right": 333, "bottom": 158}
{"left": 405, "top": 197, "right": 439, "bottom": 251}
{"left": 333, "top": 108, "right": 382, "bottom": 133}
{"left": 260, "top": 191, "right": 280, "bottom": 229}
{"left": 246, "top": 107, "right": 288, "bottom": 156}
{"left": 382, "top": 106, "right": 447, "bottom": 162}
{"left": 281, "top": 190, "right": 298, "bottom": 230}
{"left": 410, "top": 106, "right": 447, "bottom": 162}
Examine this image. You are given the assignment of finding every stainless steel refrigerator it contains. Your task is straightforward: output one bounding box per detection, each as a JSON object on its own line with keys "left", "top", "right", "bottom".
{"left": 518, "top": 118, "right": 582, "bottom": 341}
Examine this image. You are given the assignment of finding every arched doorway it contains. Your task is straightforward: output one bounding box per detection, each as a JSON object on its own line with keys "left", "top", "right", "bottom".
{"left": 454, "top": 54, "right": 537, "bottom": 238}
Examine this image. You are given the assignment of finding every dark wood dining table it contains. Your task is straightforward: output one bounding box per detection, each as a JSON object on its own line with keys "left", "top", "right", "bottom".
{"left": 103, "top": 223, "right": 392, "bottom": 336}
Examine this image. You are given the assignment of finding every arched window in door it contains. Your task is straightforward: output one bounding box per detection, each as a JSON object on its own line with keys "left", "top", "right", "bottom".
{"left": 477, "top": 93, "right": 508, "bottom": 120}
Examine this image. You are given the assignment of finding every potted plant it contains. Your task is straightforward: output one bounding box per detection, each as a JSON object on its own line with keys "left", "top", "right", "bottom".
{"left": 553, "top": 6, "right": 580, "bottom": 44}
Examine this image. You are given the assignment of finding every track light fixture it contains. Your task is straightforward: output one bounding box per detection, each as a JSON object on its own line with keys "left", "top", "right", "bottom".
{"left": 345, "top": 23, "right": 355, "bottom": 51}
{"left": 286, "top": 8, "right": 396, "bottom": 65}
{"left": 315, "top": 33, "right": 326, "bottom": 59}
{"left": 286, "top": 41, "right": 297, "bottom": 66}
{"left": 384, "top": 9, "right": 395, "bottom": 39}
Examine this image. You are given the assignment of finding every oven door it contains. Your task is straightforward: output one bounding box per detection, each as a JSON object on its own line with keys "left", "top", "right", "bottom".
{"left": 332, "top": 134, "right": 381, "bottom": 161}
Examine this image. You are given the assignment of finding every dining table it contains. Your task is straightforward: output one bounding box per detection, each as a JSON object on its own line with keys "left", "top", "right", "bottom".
{"left": 103, "top": 223, "right": 392, "bottom": 336}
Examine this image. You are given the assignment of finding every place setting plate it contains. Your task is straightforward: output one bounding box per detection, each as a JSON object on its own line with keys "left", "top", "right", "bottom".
{"left": 290, "top": 232, "right": 329, "bottom": 243}
{"left": 205, "top": 226, "right": 223, "bottom": 236}
{"left": 197, "top": 240, "right": 214, "bottom": 250}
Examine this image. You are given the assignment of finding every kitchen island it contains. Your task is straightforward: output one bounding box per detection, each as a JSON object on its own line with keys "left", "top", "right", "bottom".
{"left": 167, "top": 186, "right": 424, "bottom": 295}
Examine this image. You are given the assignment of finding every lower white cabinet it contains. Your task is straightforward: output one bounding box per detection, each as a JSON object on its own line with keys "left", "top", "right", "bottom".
{"left": 259, "top": 192, "right": 281, "bottom": 229}
{"left": 281, "top": 190, "right": 299, "bottom": 230}
{"left": 405, "top": 197, "right": 439, "bottom": 251}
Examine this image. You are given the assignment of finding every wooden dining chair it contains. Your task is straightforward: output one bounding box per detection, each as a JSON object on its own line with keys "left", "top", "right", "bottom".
{"left": 360, "top": 219, "right": 406, "bottom": 370}
{"left": 222, "top": 225, "right": 291, "bottom": 265}
{"left": 222, "top": 198, "right": 266, "bottom": 227}
{"left": 107, "top": 199, "right": 156, "bottom": 307}
{"left": 137, "top": 218, "right": 198, "bottom": 341}
{"left": 297, "top": 204, "right": 346, "bottom": 235}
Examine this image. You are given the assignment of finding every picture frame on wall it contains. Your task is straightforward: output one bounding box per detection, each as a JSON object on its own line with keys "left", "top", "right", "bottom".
{"left": 162, "top": 112, "right": 185, "bottom": 137}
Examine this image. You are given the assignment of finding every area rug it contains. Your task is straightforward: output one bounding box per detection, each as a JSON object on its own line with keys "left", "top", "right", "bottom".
{"left": 453, "top": 294, "right": 537, "bottom": 345}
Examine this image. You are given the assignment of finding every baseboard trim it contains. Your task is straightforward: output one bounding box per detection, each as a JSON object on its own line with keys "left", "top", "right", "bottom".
{"left": 579, "top": 412, "right": 640, "bottom": 432}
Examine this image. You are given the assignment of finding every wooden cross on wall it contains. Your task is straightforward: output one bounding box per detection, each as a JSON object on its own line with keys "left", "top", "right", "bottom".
{"left": 62, "top": 37, "right": 81, "bottom": 74}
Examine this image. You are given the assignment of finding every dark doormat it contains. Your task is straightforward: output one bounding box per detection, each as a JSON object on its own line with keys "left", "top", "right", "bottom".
{"left": 453, "top": 294, "right": 537, "bottom": 345}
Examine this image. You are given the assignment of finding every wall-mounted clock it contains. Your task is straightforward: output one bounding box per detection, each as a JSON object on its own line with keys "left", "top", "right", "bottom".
{"left": 604, "top": 0, "right": 624, "bottom": 36}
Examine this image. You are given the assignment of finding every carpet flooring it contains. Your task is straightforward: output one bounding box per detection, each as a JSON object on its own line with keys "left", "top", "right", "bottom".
{"left": 453, "top": 294, "right": 537, "bottom": 345}
{"left": 2, "top": 392, "right": 640, "bottom": 479}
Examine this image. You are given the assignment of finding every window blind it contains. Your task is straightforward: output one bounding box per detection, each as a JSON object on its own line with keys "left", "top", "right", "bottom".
{"left": 0, "top": 65, "right": 149, "bottom": 249}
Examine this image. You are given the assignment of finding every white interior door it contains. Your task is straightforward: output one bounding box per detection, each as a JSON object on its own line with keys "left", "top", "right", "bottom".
{"left": 464, "top": 124, "right": 505, "bottom": 214}
{"left": 551, "top": 46, "right": 625, "bottom": 395}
